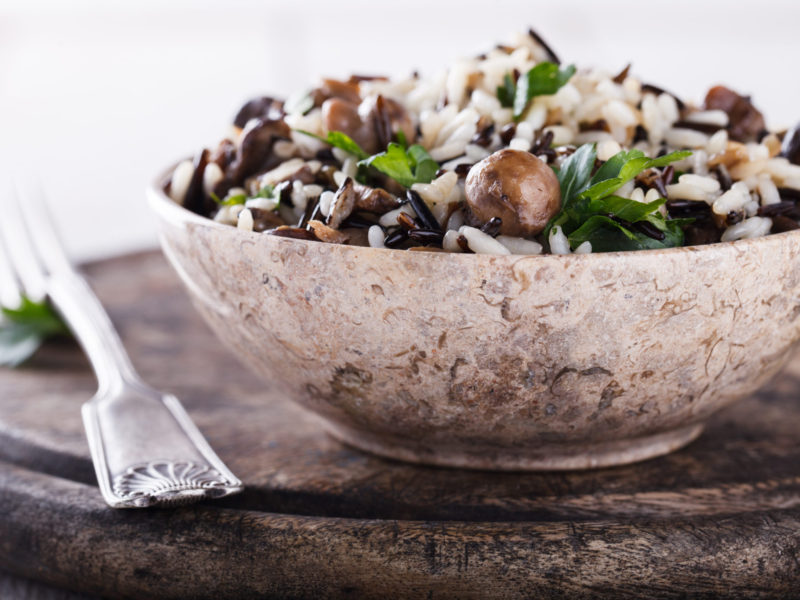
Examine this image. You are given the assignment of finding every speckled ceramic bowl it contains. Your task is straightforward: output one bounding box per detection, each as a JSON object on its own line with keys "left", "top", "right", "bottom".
{"left": 148, "top": 171, "right": 800, "bottom": 470}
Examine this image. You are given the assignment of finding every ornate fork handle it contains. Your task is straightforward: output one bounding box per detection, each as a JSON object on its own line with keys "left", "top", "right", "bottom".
{"left": 49, "top": 273, "right": 243, "bottom": 508}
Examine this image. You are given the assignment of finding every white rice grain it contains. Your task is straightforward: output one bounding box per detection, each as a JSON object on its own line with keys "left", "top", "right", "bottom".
{"left": 446, "top": 209, "right": 466, "bottom": 231}
{"left": 169, "top": 160, "right": 194, "bottom": 203}
{"left": 213, "top": 203, "right": 245, "bottom": 225}
{"left": 508, "top": 137, "right": 532, "bottom": 151}
{"left": 496, "top": 235, "right": 543, "bottom": 255}
{"left": 318, "top": 190, "right": 336, "bottom": 218}
{"left": 202, "top": 162, "right": 223, "bottom": 197}
{"left": 368, "top": 225, "right": 385, "bottom": 248}
{"left": 443, "top": 230, "right": 463, "bottom": 252}
{"left": 573, "top": 241, "right": 593, "bottom": 254}
{"left": 721, "top": 217, "right": 772, "bottom": 242}
{"left": 678, "top": 174, "right": 721, "bottom": 194}
{"left": 706, "top": 129, "right": 729, "bottom": 156}
{"left": 291, "top": 180, "right": 307, "bottom": 210}
{"left": 273, "top": 140, "right": 296, "bottom": 159}
{"left": 712, "top": 182, "right": 752, "bottom": 216}
{"left": 379, "top": 204, "right": 415, "bottom": 228}
{"left": 459, "top": 226, "right": 510, "bottom": 255}
{"left": 246, "top": 196, "right": 279, "bottom": 211}
{"left": 758, "top": 174, "right": 781, "bottom": 206}
{"left": 597, "top": 140, "right": 622, "bottom": 162}
{"left": 685, "top": 110, "right": 729, "bottom": 127}
{"left": 664, "top": 128, "right": 710, "bottom": 149}
{"left": 237, "top": 208, "right": 254, "bottom": 231}
{"left": 549, "top": 226, "right": 571, "bottom": 255}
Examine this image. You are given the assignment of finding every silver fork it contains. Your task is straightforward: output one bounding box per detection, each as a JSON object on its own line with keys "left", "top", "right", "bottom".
{"left": 0, "top": 182, "right": 243, "bottom": 508}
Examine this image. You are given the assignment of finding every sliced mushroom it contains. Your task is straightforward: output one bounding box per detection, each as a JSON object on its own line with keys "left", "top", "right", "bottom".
{"left": 326, "top": 177, "right": 358, "bottom": 229}
{"left": 267, "top": 226, "right": 319, "bottom": 241}
{"left": 352, "top": 182, "right": 400, "bottom": 214}
{"left": 340, "top": 226, "right": 370, "bottom": 247}
{"left": 228, "top": 118, "right": 292, "bottom": 184}
{"left": 322, "top": 94, "right": 415, "bottom": 155}
{"left": 307, "top": 219, "right": 350, "bottom": 244}
{"left": 182, "top": 149, "right": 211, "bottom": 216}
{"left": 464, "top": 149, "right": 561, "bottom": 237}
{"left": 233, "top": 96, "right": 285, "bottom": 129}
{"left": 322, "top": 98, "right": 377, "bottom": 153}
{"left": 249, "top": 207, "right": 286, "bottom": 232}
{"left": 364, "top": 95, "right": 416, "bottom": 150}
{"left": 781, "top": 122, "right": 800, "bottom": 165}
{"left": 704, "top": 85, "right": 766, "bottom": 143}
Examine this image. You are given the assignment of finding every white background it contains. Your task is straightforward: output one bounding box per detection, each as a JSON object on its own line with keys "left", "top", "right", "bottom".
{"left": 2, "top": 0, "right": 798, "bottom": 260}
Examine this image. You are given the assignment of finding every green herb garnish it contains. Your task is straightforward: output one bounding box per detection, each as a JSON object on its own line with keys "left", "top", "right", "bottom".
{"left": 212, "top": 184, "right": 276, "bottom": 207}
{"left": 545, "top": 144, "right": 692, "bottom": 252}
{"left": 1, "top": 295, "right": 69, "bottom": 367}
{"left": 295, "top": 129, "right": 438, "bottom": 188}
{"left": 358, "top": 143, "right": 439, "bottom": 188}
{"left": 295, "top": 130, "right": 369, "bottom": 160}
{"left": 497, "top": 62, "right": 576, "bottom": 121}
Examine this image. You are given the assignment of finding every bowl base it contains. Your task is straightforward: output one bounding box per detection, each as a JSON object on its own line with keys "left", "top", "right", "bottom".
{"left": 322, "top": 421, "right": 705, "bottom": 471}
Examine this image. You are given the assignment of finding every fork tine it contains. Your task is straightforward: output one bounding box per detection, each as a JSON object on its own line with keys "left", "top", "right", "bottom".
{"left": 13, "top": 179, "right": 74, "bottom": 277}
{"left": 0, "top": 182, "right": 47, "bottom": 302}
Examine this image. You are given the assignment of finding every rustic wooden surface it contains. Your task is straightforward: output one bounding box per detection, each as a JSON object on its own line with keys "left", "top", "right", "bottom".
{"left": 0, "top": 250, "right": 799, "bottom": 599}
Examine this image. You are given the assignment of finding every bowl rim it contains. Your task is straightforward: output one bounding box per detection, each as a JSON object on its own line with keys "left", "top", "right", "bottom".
{"left": 147, "top": 161, "right": 800, "bottom": 264}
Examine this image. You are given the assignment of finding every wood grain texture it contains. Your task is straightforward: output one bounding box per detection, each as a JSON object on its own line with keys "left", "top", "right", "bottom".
{"left": 0, "top": 250, "right": 799, "bottom": 599}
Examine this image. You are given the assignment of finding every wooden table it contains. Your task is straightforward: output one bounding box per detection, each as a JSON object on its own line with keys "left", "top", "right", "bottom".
{"left": 1, "top": 251, "right": 799, "bottom": 599}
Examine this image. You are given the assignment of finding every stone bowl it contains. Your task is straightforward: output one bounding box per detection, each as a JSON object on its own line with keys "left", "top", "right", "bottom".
{"left": 147, "top": 172, "right": 800, "bottom": 470}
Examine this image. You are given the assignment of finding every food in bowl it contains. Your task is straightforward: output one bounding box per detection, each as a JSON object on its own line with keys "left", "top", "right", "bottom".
{"left": 166, "top": 29, "right": 800, "bottom": 255}
{"left": 150, "top": 29, "right": 800, "bottom": 471}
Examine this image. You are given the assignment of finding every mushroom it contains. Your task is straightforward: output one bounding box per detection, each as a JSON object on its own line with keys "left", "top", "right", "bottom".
{"left": 352, "top": 181, "right": 400, "bottom": 214}
{"left": 182, "top": 149, "right": 213, "bottom": 216}
{"left": 704, "top": 85, "right": 766, "bottom": 143}
{"left": 233, "top": 96, "right": 285, "bottom": 129}
{"left": 464, "top": 149, "right": 561, "bottom": 237}
{"left": 228, "top": 117, "right": 291, "bottom": 183}
{"left": 322, "top": 94, "right": 416, "bottom": 155}
{"left": 326, "top": 177, "right": 358, "bottom": 230}
{"left": 781, "top": 122, "right": 800, "bottom": 165}
{"left": 307, "top": 220, "right": 350, "bottom": 244}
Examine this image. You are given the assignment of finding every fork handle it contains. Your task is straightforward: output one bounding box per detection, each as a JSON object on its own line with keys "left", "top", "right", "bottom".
{"left": 49, "top": 271, "right": 242, "bottom": 507}
{"left": 48, "top": 273, "right": 138, "bottom": 393}
{"left": 82, "top": 384, "right": 243, "bottom": 508}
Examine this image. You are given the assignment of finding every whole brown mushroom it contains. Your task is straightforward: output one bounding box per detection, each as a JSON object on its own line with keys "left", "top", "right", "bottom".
{"left": 464, "top": 149, "right": 561, "bottom": 237}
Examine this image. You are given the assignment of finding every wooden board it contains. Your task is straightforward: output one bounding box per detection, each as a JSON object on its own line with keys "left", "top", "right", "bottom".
{"left": 1, "top": 250, "right": 799, "bottom": 599}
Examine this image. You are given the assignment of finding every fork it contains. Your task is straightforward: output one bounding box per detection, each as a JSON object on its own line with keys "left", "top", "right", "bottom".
{"left": 0, "top": 182, "right": 243, "bottom": 508}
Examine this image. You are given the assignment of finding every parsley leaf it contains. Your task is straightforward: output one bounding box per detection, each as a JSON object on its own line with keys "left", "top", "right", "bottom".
{"left": 212, "top": 184, "right": 277, "bottom": 207}
{"left": 358, "top": 143, "right": 439, "bottom": 188}
{"left": 295, "top": 130, "right": 369, "bottom": 160}
{"left": 545, "top": 144, "right": 692, "bottom": 252}
{"left": 1, "top": 295, "right": 69, "bottom": 367}
{"left": 496, "top": 73, "right": 516, "bottom": 108}
{"left": 502, "top": 62, "right": 576, "bottom": 121}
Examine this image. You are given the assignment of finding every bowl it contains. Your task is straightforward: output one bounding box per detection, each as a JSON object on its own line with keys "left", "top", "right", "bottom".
{"left": 148, "top": 168, "right": 800, "bottom": 470}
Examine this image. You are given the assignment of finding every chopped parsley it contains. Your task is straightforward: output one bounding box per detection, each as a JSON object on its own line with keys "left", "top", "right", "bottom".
{"left": 546, "top": 144, "right": 692, "bottom": 252}
{"left": 497, "top": 61, "right": 576, "bottom": 121}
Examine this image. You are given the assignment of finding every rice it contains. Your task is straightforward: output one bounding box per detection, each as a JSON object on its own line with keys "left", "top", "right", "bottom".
{"left": 459, "top": 226, "right": 511, "bottom": 255}
{"left": 171, "top": 28, "right": 800, "bottom": 255}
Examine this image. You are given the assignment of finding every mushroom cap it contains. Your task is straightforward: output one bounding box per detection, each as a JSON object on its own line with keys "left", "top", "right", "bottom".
{"left": 464, "top": 149, "right": 561, "bottom": 237}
